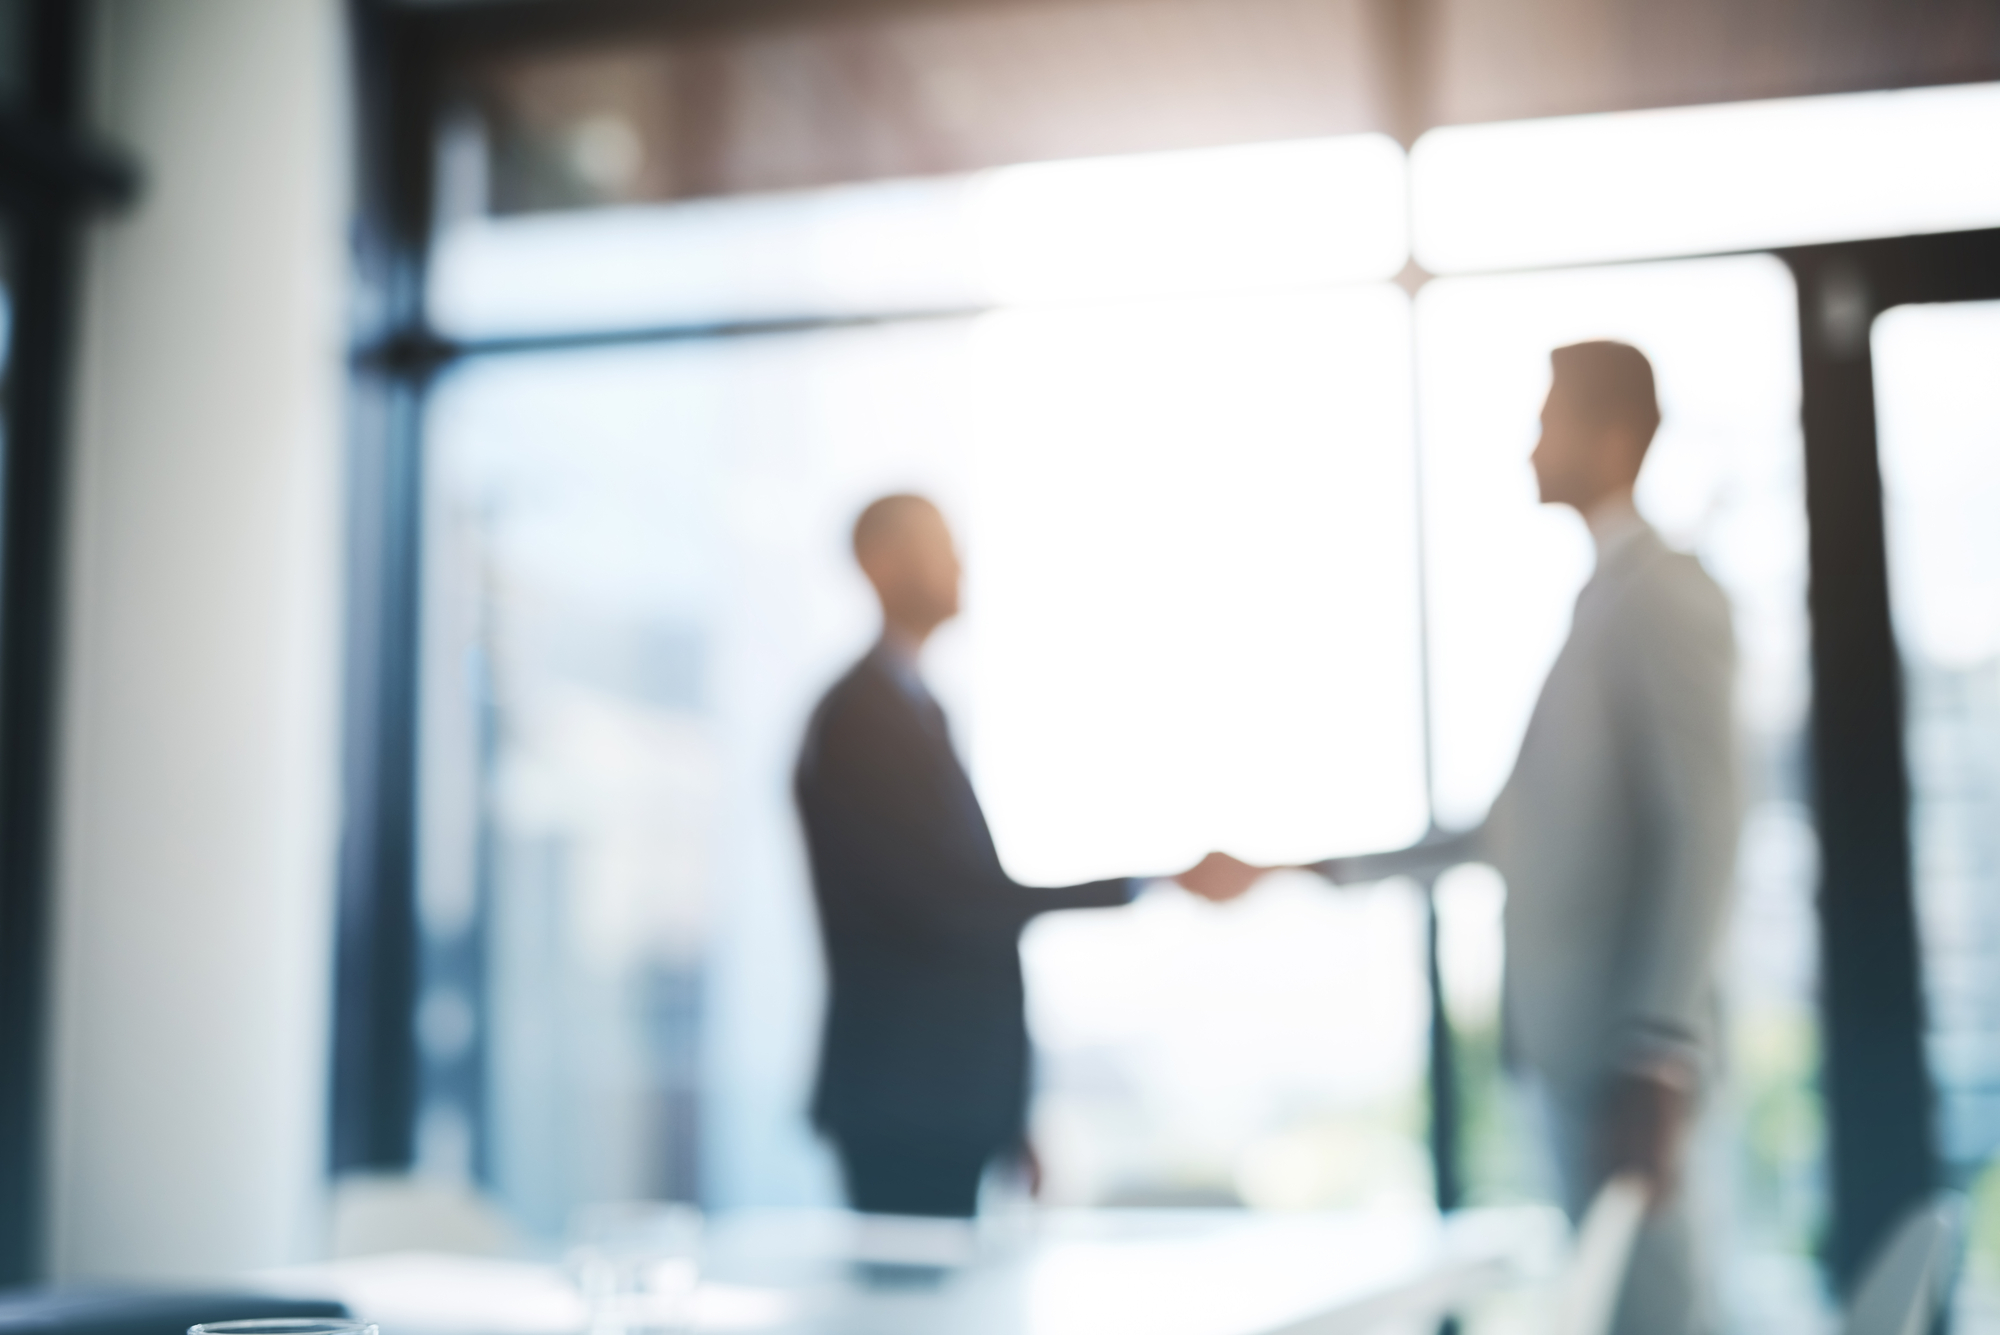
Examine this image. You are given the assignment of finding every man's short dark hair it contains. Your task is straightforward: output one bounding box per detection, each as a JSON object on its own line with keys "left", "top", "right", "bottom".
{"left": 852, "top": 493, "right": 936, "bottom": 564}
{"left": 1551, "top": 340, "right": 1661, "bottom": 450}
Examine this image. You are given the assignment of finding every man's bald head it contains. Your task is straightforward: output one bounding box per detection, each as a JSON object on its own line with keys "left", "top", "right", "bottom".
{"left": 852, "top": 494, "right": 938, "bottom": 565}
{"left": 852, "top": 493, "right": 961, "bottom": 643}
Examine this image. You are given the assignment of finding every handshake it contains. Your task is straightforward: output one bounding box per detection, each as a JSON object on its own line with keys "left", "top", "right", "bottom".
{"left": 1163, "top": 827, "right": 1483, "bottom": 904}
{"left": 1169, "top": 852, "right": 1271, "bottom": 904}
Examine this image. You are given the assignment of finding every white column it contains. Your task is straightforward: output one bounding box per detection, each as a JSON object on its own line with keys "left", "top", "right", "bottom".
{"left": 47, "top": 0, "right": 347, "bottom": 1280}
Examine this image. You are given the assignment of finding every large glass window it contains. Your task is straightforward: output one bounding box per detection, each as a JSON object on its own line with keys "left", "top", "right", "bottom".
{"left": 420, "top": 170, "right": 1434, "bottom": 1222}
{"left": 401, "top": 74, "right": 2000, "bottom": 1335}
{"left": 1412, "top": 82, "right": 2000, "bottom": 273}
{"left": 1872, "top": 300, "right": 2000, "bottom": 1322}
{"left": 429, "top": 134, "right": 1408, "bottom": 336}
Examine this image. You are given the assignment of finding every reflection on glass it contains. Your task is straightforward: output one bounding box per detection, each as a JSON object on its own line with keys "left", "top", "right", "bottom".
{"left": 1413, "top": 81, "right": 2000, "bottom": 273}
{"left": 1872, "top": 299, "right": 2000, "bottom": 1325}
{"left": 424, "top": 282, "right": 1432, "bottom": 1226}
{"left": 429, "top": 135, "right": 1407, "bottom": 338}
{"left": 1417, "top": 255, "right": 1825, "bottom": 1328}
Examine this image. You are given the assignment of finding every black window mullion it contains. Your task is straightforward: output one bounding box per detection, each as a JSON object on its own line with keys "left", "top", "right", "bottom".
{"left": 330, "top": 0, "right": 444, "bottom": 1176}
{"left": 0, "top": 0, "right": 137, "bottom": 1286}
{"left": 1782, "top": 228, "right": 2000, "bottom": 1291}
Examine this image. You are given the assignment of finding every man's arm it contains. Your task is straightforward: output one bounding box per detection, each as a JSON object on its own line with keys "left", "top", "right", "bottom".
{"left": 1174, "top": 827, "right": 1487, "bottom": 903}
{"left": 804, "top": 686, "right": 1132, "bottom": 939}
{"left": 1598, "top": 564, "right": 1739, "bottom": 1198}
{"left": 1616, "top": 565, "right": 1740, "bottom": 1076}
{"left": 1305, "top": 826, "right": 1486, "bottom": 885}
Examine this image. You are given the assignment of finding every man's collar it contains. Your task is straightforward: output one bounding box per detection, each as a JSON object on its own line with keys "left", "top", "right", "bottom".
{"left": 1583, "top": 492, "right": 1648, "bottom": 568}
{"left": 872, "top": 630, "right": 929, "bottom": 700}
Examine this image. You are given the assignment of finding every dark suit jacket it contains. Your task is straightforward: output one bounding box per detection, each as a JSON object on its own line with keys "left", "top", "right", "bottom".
{"left": 795, "top": 644, "right": 1132, "bottom": 1150}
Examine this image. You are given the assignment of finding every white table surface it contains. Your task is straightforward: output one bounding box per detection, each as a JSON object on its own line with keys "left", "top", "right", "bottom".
{"left": 258, "top": 1206, "right": 1559, "bottom": 1335}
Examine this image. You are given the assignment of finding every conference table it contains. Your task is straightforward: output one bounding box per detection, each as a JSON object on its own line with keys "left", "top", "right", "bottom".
{"left": 257, "top": 1205, "right": 1563, "bottom": 1335}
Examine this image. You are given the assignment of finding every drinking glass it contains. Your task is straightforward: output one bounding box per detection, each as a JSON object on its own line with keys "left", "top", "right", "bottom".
{"left": 566, "top": 1201, "right": 705, "bottom": 1335}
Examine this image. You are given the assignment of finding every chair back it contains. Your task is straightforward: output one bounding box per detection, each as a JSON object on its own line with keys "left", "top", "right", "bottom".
{"left": 1841, "top": 1195, "right": 1965, "bottom": 1335}
{"left": 1548, "top": 1173, "right": 1650, "bottom": 1335}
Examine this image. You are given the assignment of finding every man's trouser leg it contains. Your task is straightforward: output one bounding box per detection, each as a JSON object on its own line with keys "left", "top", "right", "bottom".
{"left": 1544, "top": 1085, "right": 1707, "bottom": 1335}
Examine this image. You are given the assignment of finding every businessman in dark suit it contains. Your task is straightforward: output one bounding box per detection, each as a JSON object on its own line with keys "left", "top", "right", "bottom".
{"left": 795, "top": 493, "right": 1253, "bottom": 1217}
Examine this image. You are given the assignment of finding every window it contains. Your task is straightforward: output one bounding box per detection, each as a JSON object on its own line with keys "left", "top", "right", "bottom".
{"left": 1873, "top": 300, "right": 2000, "bottom": 1319}
{"left": 419, "top": 139, "right": 1432, "bottom": 1221}
{"left": 1413, "top": 82, "right": 2000, "bottom": 273}
{"left": 354, "top": 12, "right": 2000, "bottom": 1313}
{"left": 414, "top": 127, "right": 1827, "bottom": 1318}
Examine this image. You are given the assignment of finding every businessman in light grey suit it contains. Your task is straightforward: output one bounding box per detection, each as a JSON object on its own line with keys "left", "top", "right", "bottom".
{"left": 1289, "top": 340, "right": 1739, "bottom": 1335}
{"left": 1488, "top": 340, "right": 1739, "bottom": 1335}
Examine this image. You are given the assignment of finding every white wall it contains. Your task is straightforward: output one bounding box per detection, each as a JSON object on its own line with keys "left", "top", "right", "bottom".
{"left": 47, "top": 0, "right": 347, "bottom": 1280}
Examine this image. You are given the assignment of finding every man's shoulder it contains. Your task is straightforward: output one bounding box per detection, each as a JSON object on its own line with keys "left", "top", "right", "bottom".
{"left": 1587, "top": 537, "right": 1737, "bottom": 687}
{"left": 806, "top": 653, "right": 892, "bottom": 734}
{"left": 1613, "top": 532, "right": 1730, "bottom": 623}
{"left": 1646, "top": 542, "right": 1731, "bottom": 622}
{"left": 799, "top": 652, "right": 910, "bottom": 778}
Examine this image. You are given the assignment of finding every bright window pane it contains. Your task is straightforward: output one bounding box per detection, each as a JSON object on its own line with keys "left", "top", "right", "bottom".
{"left": 972, "top": 286, "right": 1428, "bottom": 880}
{"left": 971, "top": 135, "right": 1407, "bottom": 306}
{"left": 1001, "top": 288, "right": 1433, "bottom": 1209}
{"left": 1873, "top": 300, "right": 2000, "bottom": 1318}
{"left": 1024, "top": 874, "right": 1431, "bottom": 1210}
{"left": 1418, "top": 255, "right": 1825, "bottom": 1327}
{"left": 429, "top": 135, "right": 1406, "bottom": 338}
{"left": 1414, "top": 82, "right": 2000, "bottom": 273}
{"left": 429, "top": 176, "right": 984, "bottom": 338}
{"left": 422, "top": 285, "right": 1431, "bottom": 1227}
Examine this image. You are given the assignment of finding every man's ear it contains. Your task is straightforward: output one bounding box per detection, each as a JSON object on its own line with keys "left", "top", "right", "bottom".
{"left": 859, "top": 550, "right": 903, "bottom": 599}
{"left": 1606, "top": 425, "right": 1648, "bottom": 482}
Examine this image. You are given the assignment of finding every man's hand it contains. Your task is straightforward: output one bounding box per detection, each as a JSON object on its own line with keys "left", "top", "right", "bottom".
{"left": 1594, "top": 1064, "right": 1694, "bottom": 1206}
{"left": 1175, "top": 852, "right": 1265, "bottom": 903}
{"left": 1019, "top": 1139, "right": 1043, "bottom": 1200}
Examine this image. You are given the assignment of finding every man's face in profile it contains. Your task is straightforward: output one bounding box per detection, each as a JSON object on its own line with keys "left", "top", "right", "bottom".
{"left": 1531, "top": 377, "right": 1609, "bottom": 511}
{"left": 871, "top": 503, "right": 962, "bottom": 631}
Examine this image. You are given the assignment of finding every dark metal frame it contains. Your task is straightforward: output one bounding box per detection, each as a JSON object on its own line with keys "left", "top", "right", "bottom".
{"left": 342, "top": 0, "right": 1999, "bottom": 1295}
{"left": 1779, "top": 231, "right": 2000, "bottom": 1287}
{"left": 331, "top": 0, "right": 433, "bottom": 1175}
{"left": 0, "top": 0, "right": 139, "bottom": 1284}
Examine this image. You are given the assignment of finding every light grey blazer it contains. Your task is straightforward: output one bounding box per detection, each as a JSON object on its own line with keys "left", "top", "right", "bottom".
{"left": 1484, "top": 521, "right": 1741, "bottom": 1103}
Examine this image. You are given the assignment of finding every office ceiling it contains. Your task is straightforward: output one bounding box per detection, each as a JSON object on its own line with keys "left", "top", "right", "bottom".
{"left": 406, "top": 0, "right": 2000, "bottom": 208}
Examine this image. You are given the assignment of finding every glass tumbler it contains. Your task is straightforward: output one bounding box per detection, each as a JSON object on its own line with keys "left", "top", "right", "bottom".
{"left": 566, "top": 1200, "right": 705, "bottom": 1335}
